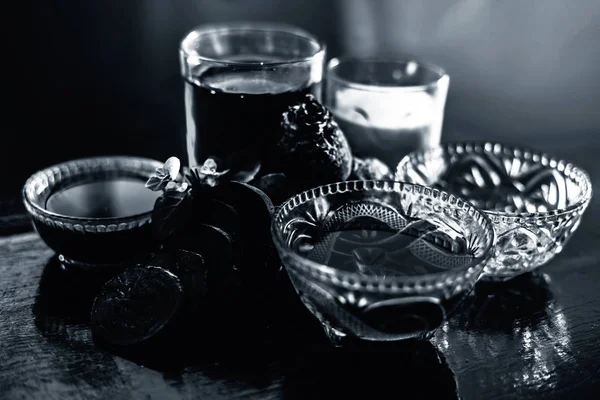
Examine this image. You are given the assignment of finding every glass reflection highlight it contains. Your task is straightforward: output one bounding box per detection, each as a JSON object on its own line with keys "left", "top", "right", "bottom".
{"left": 434, "top": 272, "right": 572, "bottom": 393}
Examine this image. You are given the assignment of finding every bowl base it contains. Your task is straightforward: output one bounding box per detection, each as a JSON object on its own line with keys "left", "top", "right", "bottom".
{"left": 480, "top": 269, "right": 537, "bottom": 283}
{"left": 320, "top": 322, "right": 437, "bottom": 348}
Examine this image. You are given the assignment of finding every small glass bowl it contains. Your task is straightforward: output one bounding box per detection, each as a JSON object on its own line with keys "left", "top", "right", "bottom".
{"left": 271, "top": 180, "right": 495, "bottom": 345}
{"left": 23, "top": 156, "right": 163, "bottom": 268}
{"left": 396, "top": 142, "right": 593, "bottom": 281}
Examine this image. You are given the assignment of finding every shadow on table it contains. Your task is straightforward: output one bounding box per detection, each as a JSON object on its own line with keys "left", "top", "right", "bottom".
{"left": 32, "top": 258, "right": 460, "bottom": 398}
{"left": 33, "top": 256, "right": 126, "bottom": 328}
{"left": 280, "top": 339, "right": 460, "bottom": 399}
{"left": 32, "top": 256, "right": 127, "bottom": 390}
{"left": 460, "top": 271, "right": 555, "bottom": 332}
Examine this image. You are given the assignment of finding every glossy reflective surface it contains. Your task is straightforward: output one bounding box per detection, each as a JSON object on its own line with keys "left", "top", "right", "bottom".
{"left": 435, "top": 266, "right": 599, "bottom": 398}
{"left": 46, "top": 178, "right": 160, "bottom": 219}
{"left": 0, "top": 217, "right": 599, "bottom": 399}
{"left": 1, "top": 140, "right": 599, "bottom": 399}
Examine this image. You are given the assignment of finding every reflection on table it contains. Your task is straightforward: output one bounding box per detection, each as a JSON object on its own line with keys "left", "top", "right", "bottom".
{"left": 434, "top": 272, "right": 574, "bottom": 394}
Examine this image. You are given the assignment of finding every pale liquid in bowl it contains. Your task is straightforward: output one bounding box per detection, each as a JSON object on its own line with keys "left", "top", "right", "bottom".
{"left": 46, "top": 178, "right": 161, "bottom": 218}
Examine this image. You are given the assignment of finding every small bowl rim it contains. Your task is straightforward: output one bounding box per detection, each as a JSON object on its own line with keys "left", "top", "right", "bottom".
{"left": 326, "top": 56, "right": 448, "bottom": 93}
{"left": 271, "top": 179, "right": 496, "bottom": 291}
{"left": 22, "top": 156, "right": 163, "bottom": 227}
{"left": 396, "top": 141, "right": 593, "bottom": 221}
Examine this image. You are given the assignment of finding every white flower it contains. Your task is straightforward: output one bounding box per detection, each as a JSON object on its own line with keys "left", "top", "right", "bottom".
{"left": 164, "top": 157, "right": 181, "bottom": 180}
{"left": 165, "top": 181, "right": 189, "bottom": 192}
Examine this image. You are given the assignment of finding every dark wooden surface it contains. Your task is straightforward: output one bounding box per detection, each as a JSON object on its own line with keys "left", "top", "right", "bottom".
{"left": 2, "top": 138, "right": 600, "bottom": 399}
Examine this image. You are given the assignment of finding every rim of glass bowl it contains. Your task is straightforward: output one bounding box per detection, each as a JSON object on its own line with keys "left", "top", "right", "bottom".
{"left": 22, "top": 156, "right": 162, "bottom": 231}
{"left": 271, "top": 180, "right": 496, "bottom": 294}
{"left": 326, "top": 56, "right": 448, "bottom": 93}
{"left": 396, "top": 141, "right": 593, "bottom": 222}
{"left": 180, "top": 21, "right": 326, "bottom": 67}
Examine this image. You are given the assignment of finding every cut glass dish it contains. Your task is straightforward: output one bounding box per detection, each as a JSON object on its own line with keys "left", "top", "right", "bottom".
{"left": 396, "top": 142, "right": 592, "bottom": 281}
{"left": 271, "top": 180, "right": 495, "bottom": 345}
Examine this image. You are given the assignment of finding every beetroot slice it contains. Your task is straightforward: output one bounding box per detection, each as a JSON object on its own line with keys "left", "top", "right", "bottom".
{"left": 90, "top": 266, "right": 183, "bottom": 346}
{"left": 191, "top": 198, "right": 241, "bottom": 237}
{"left": 210, "top": 181, "right": 276, "bottom": 276}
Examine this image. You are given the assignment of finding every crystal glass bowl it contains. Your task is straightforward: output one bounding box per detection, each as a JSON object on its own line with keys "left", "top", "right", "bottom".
{"left": 271, "top": 180, "right": 495, "bottom": 345}
{"left": 396, "top": 142, "right": 593, "bottom": 281}
{"left": 23, "top": 156, "right": 163, "bottom": 268}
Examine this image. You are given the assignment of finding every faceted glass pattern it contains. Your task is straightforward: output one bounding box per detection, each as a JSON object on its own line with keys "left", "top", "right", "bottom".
{"left": 271, "top": 180, "right": 495, "bottom": 344}
{"left": 396, "top": 142, "right": 593, "bottom": 281}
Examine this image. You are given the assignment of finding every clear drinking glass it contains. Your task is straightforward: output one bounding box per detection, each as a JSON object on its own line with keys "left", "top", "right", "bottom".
{"left": 325, "top": 57, "right": 449, "bottom": 169}
{"left": 179, "top": 22, "right": 326, "bottom": 174}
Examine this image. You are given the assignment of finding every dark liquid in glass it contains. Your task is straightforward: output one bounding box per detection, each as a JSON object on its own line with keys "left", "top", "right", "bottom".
{"left": 40, "top": 177, "right": 161, "bottom": 265}
{"left": 46, "top": 178, "right": 160, "bottom": 218}
{"left": 184, "top": 66, "right": 319, "bottom": 170}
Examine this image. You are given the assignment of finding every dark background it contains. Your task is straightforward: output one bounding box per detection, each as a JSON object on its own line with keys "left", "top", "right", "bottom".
{"left": 4, "top": 0, "right": 600, "bottom": 197}
{"left": 2, "top": 2, "right": 600, "bottom": 399}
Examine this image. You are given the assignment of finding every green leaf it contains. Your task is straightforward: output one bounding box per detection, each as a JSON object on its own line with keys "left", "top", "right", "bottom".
{"left": 151, "top": 189, "right": 193, "bottom": 242}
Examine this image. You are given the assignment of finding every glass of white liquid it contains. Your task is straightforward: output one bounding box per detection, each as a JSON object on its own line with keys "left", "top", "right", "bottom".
{"left": 325, "top": 57, "right": 449, "bottom": 169}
